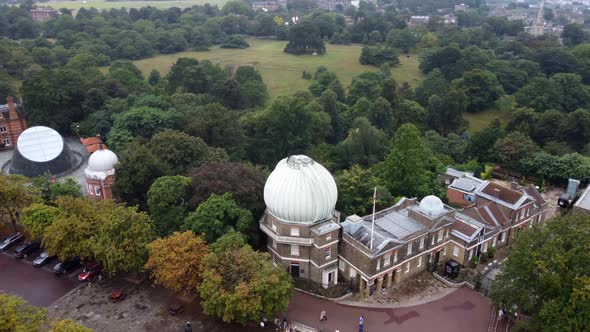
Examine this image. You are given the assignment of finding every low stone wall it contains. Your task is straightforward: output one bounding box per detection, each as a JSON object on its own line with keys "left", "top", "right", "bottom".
{"left": 432, "top": 272, "right": 475, "bottom": 289}
{"left": 294, "top": 288, "right": 353, "bottom": 302}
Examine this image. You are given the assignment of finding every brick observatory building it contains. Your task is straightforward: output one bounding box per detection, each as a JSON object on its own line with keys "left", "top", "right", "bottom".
{"left": 0, "top": 97, "right": 27, "bottom": 150}
{"left": 84, "top": 146, "right": 118, "bottom": 200}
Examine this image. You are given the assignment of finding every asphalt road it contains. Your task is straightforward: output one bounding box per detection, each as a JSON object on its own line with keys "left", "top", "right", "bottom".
{"left": 0, "top": 250, "right": 79, "bottom": 307}
{"left": 287, "top": 287, "right": 493, "bottom": 332}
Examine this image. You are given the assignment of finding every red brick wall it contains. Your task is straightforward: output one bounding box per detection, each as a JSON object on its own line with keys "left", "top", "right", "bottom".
{"left": 447, "top": 188, "right": 472, "bottom": 207}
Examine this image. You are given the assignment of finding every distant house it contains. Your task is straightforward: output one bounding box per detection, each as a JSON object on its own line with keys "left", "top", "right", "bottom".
{"left": 30, "top": 7, "right": 59, "bottom": 22}
{"left": 252, "top": 1, "right": 280, "bottom": 12}
{"left": 454, "top": 3, "right": 469, "bottom": 12}
{"left": 407, "top": 16, "right": 430, "bottom": 27}
{"left": 443, "top": 14, "right": 457, "bottom": 25}
{"left": 0, "top": 97, "right": 27, "bottom": 150}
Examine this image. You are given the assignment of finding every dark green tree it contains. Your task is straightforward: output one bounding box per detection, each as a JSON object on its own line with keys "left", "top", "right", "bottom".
{"left": 147, "top": 175, "right": 192, "bottom": 237}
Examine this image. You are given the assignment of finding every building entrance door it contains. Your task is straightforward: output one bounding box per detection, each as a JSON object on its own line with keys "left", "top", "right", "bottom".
{"left": 290, "top": 263, "right": 300, "bottom": 278}
{"left": 434, "top": 250, "right": 440, "bottom": 266}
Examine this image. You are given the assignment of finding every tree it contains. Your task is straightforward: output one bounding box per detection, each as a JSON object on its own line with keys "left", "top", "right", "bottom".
{"left": 426, "top": 89, "right": 467, "bottom": 135}
{"left": 91, "top": 200, "right": 156, "bottom": 277}
{"left": 382, "top": 124, "right": 432, "bottom": 197}
{"left": 42, "top": 197, "right": 97, "bottom": 261}
{"left": 550, "top": 73, "right": 590, "bottom": 112}
{"left": 514, "top": 77, "right": 560, "bottom": 112}
{"left": 183, "top": 193, "right": 256, "bottom": 245}
{"left": 468, "top": 119, "right": 506, "bottom": 162}
{"left": 198, "top": 234, "right": 293, "bottom": 325}
{"left": 144, "top": 231, "right": 209, "bottom": 295}
{"left": 0, "top": 292, "right": 47, "bottom": 331}
{"left": 147, "top": 176, "right": 192, "bottom": 237}
{"left": 308, "top": 67, "right": 345, "bottom": 102}
{"left": 242, "top": 94, "right": 327, "bottom": 165}
{"left": 111, "top": 106, "right": 176, "bottom": 140}
{"left": 386, "top": 28, "right": 417, "bottom": 53}
{"left": 452, "top": 69, "right": 504, "bottom": 112}
{"left": 148, "top": 129, "right": 220, "bottom": 175}
{"left": 148, "top": 69, "right": 160, "bottom": 86}
{"left": 49, "top": 178, "right": 82, "bottom": 201}
{"left": 491, "top": 214, "right": 590, "bottom": 331}
{"left": 113, "top": 141, "right": 167, "bottom": 208}
{"left": 284, "top": 21, "right": 325, "bottom": 55}
{"left": 49, "top": 319, "right": 93, "bottom": 332}
{"left": 494, "top": 131, "right": 539, "bottom": 170}
{"left": 0, "top": 174, "right": 40, "bottom": 232}
{"left": 335, "top": 165, "right": 394, "bottom": 217}
{"left": 334, "top": 117, "right": 389, "bottom": 168}
{"left": 21, "top": 203, "right": 58, "bottom": 240}
{"left": 414, "top": 68, "right": 448, "bottom": 107}
{"left": 562, "top": 24, "right": 586, "bottom": 47}
{"left": 187, "top": 162, "right": 267, "bottom": 216}
{"left": 359, "top": 46, "right": 400, "bottom": 67}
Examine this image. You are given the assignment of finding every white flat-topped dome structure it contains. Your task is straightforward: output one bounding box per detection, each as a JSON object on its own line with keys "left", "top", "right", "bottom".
{"left": 17, "top": 126, "right": 64, "bottom": 162}
{"left": 85, "top": 147, "right": 118, "bottom": 180}
{"left": 9, "top": 126, "right": 78, "bottom": 177}
{"left": 264, "top": 155, "right": 338, "bottom": 224}
{"left": 419, "top": 195, "right": 445, "bottom": 217}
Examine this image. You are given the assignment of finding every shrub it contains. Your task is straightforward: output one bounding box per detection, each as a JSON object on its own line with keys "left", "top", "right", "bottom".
{"left": 479, "top": 254, "right": 488, "bottom": 264}
{"left": 469, "top": 255, "right": 478, "bottom": 268}
{"left": 487, "top": 246, "right": 496, "bottom": 258}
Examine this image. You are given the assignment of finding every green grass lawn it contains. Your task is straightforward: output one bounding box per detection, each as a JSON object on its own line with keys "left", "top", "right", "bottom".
{"left": 463, "top": 107, "right": 512, "bottom": 134}
{"left": 38, "top": 0, "right": 225, "bottom": 10}
{"left": 133, "top": 38, "right": 423, "bottom": 99}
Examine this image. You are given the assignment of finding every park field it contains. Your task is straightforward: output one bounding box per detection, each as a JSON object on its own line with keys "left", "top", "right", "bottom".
{"left": 133, "top": 38, "right": 424, "bottom": 99}
{"left": 38, "top": 0, "right": 226, "bottom": 10}
{"left": 463, "top": 107, "right": 512, "bottom": 134}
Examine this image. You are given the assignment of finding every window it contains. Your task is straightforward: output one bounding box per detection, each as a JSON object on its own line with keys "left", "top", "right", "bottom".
{"left": 443, "top": 246, "right": 447, "bottom": 255}
{"left": 272, "top": 238, "right": 277, "bottom": 249}
{"left": 526, "top": 208, "right": 530, "bottom": 217}
{"left": 0, "top": 126, "right": 6, "bottom": 133}
{"left": 445, "top": 229, "right": 449, "bottom": 238}
{"left": 291, "top": 245, "right": 299, "bottom": 256}
{"left": 94, "top": 186, "right": 101, "bottom": 196}
{"left": 87, "top": 184, "right": 93, "bottom": 195}
{"left": 326, "top": 233, "right": 332, "bottom": 241}
{"left": 499, "top": 231, "right": 505, "bottom": 242}
{"left": 339, "top": 259, "right": 345, "bottom": 271}
{"left": 273, "top": 255, "right": 280, "bottom": 266}
{"left": 271, "top": 219, "right": 277, "bottom": 231}
{"left": 468, "top": 249, "right": 473, "bottom": 260}
{"left": 431, "top": 236, "right": 435, "bottom": 245}
{"left": 405, "top": 262, "right": 410, "bottom": 273}
{"left": 482, "top": 242, "right": 488, "bottom": 253}
{"left": 438, "top": 229, "right": 444, "bottom": 242}
{"left": 417, "top": 256, "right": 422, "bottom": 267}
{"left": 407, "top": 242, "right": 412, "bottom": 256}
{"left": 376, "top": 259, "right": 380, "bottom": 270}
{"left": 463, "top": 193, "right": 475, "bottom": 202}
{"left": 419, "top": 237, "right": 424, "bottom": 249}
{"left": 291, "top": 227, "right": 299, "bottom": 236}
{"left": 384, "top": 254, "right": 391, "bottom": 266}
{"left": 453, "top": 246, "right": 459, "bottom": 257}
{"left": 393, "top": 251, "right": 398, "bottom": 263}
{"left": 492, "top": 237, "right": 497, "bottom": 247}
{"left": 325, "top": 247, "right": 331, "bottom": 260}
{"left": 2, "top": 138, "right": 10, "bottom": 146}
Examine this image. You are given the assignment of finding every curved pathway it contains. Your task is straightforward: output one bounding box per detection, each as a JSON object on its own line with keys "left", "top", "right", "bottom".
{"left": 286, "top": 287, "right": 492, "bottom": 332}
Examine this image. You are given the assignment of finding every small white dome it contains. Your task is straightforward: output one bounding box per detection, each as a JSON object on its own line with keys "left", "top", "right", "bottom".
{"left": 419, "top": 195, "right": 445, "bottom": 217}
{"left": 264, "top": 155, "right": 337, "bottom": 223}
{"left": 88, "top": 148, "right": 118, "bottom": 172}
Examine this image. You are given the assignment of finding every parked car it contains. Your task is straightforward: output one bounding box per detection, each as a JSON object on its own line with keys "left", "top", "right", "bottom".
{"left": 53, "top": 257, "right": 81, "bottom": 275}
{"left": 33, "top": 251, "right": 57, "bottom": 267}
{"left": 0, "top": 233, "right": 23, "bottom": 252}
{"left": 13, "top": 241, "right": 41, "bottom": 258}
{"left": 110, "top": 291, "right": 126, "bottom": 303}
{"left": 78, "top": 262, "right": 103, "bottom": 281}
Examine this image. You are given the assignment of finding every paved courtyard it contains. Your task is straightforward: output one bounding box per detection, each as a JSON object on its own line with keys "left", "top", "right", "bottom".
{"left": 287, "top": 286, "right": 492, "bottom": 332}
{"left": 0, "top": 251, "right": 79, "bottom": 306}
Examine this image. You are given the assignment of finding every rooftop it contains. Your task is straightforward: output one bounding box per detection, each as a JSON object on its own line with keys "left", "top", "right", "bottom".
{"left": 574, "top": 185, "right": 590, "bottom": 211}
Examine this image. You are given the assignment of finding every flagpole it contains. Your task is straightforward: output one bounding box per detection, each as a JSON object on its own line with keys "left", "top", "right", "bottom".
{"left": 370, "top": 187, "right": 376, "bottom": 250}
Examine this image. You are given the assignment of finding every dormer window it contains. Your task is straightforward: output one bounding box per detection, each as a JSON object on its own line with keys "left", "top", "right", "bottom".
{"left": 407, "top": 242, "right": 413, "bottom": 256}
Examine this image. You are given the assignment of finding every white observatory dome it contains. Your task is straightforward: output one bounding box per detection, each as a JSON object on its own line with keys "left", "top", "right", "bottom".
{"left": 264, "top": 155, "right": 338, "bottom": 223}
{"left": 88, "top": 148, "right": 118, "bottom": 172}
{"left": 419, "top": 195, "right": 445, "bottom": 217}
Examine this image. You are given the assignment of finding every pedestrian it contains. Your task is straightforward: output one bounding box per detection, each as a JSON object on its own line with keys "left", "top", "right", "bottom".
{"left": 359, "top": 315, "right": 364, "bottom": 332}
{"left": 184, "top": 322, "right": 192, "bottom": 332}
{"left": 274, "top": 317, "right": 280, "bottom": 330}
{"left": 320, "top": 308, "right": 327, "bottom": 321}
{"left": 282, "top": 317, "right": 288, "bottom": 330}
{"left": 498, "top": 308, "right": 503, "bottom": 321}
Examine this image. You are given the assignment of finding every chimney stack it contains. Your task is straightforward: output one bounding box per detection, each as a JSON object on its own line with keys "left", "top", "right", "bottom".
{"left": 6, "top": 96, "right": 18, "bottom": 119}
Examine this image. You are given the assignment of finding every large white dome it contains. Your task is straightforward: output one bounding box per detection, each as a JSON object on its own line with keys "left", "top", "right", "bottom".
{"left": 88, "top": 148, "right": 118, "bottom": 172}
{"left": 419, "top": 195, "right": 445, "bottom": 217}
{"left": 264, "top": 155, "right": 337, "bottom": 223}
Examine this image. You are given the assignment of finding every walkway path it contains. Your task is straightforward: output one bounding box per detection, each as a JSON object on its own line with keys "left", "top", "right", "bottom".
{"left": 286, "top": 286, "right": 492, "bottom": 332}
